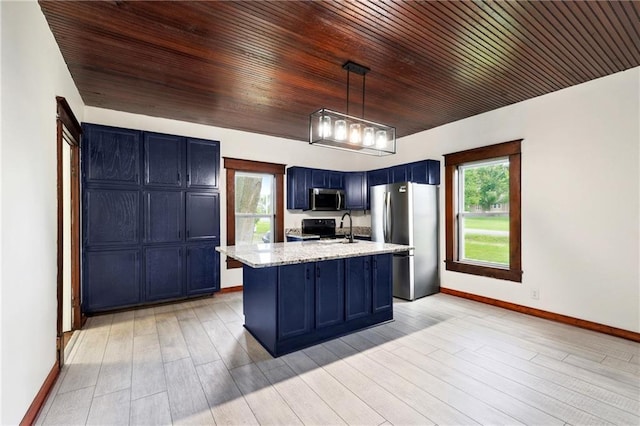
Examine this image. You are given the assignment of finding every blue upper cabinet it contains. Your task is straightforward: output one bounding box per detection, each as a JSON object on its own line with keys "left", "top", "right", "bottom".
{"left": 144, "top": 132, "right": 183, "bottom": 187}
{"left": 286, "top": 167, "right": 310, "bottom": 210}
{"left": 389, "top": 164, "right": 408, "bottom": 183}
{"left": 310, "top": 169, "right": 343, "bottom": 189}
{"left": 344, "top": 172, "right": 367, "bottom": 210}
{"left": 187, "top": 138, "right": 219, "bottom": 189}
{"left": 84, "top": 124, "right": 141, "bottom": 185}
{"left": 367, "top": 168, "right": 390, "bottom": 188}
{"left": 407, "top": 159, "right": 440, "bottom": 185}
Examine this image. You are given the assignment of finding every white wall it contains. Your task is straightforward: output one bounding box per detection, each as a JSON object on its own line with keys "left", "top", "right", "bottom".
{"left": 395, "top": 68, "right": 640, "bottom": 333}
{"left": 1, "top": 1, "right": 85, "bottom": 423}
{"left": 84, "top": 107, "right": 373, "bottom": 289}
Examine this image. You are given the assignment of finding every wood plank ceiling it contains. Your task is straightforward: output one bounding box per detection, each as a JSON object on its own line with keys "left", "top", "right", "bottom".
{"left": 39, "top": 1, "right": 640, "bottom": 142}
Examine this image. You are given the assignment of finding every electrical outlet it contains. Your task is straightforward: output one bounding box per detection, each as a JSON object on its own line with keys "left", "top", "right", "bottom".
{"left": 531, "top": 288, "right": 540, "bottom": 300}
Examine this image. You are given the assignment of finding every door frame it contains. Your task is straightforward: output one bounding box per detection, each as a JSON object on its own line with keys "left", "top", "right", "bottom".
{"left": 56, "top": 96, "right": 82, "bottom": 366}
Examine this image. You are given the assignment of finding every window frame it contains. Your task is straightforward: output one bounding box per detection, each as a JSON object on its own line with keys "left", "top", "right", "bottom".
{"left": 224, "top": 157, "right": 285, "bottom": 269}
{"left": 444, "top": 140, "right": 522, "bottom": 282}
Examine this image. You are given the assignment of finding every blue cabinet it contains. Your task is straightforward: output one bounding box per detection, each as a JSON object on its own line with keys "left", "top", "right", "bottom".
{"left": 84, "top": 249, "right": 141, "bottom": 312}
{"left": 311, "top": 169, "right": 343, "bottom": 189}
{"left": 187, "top": 138, "right": 219, "bottom": 189}
{"left": 315, "top": 259, "right": 345, "bottom": 329}
{"left": 82, "top": 123, "right": 221, "bottom": 313}
{"left": 372, "top": 254, "right": 393, "bottom": 313}
{"left": 186, "top": 192, "right": 220, "bottom": 241}
{"left": 187, "top": 244, "right": 220, "bottom": 295}
{"left": 366, "top": 168, "right": 389, "bottom": 210}
{"left": 344, "top": 172, "right": 367, "bottom": 210}
{"left": 389, "top": 165, "right": 408, "bottom": 183}
{"left": 278, "top": 263, "right": 314, "bottom": 340}
{"left": 144, "top": 191, "right": 183, "bottom": 243}
{"left": 286, "top": 167, "right": 346, "bottom": 209}
{"left": 345, "top": 256, "right": 371, "bottom": 321}
{"left": 84, "top": 189, "right": 139, "bottom": 247}
{"left": 286, "top": 160, "right": 439, "bottom": 211}
{"left": 286, "top": 167, "right": 310, "bottom": 210}
{"left": 144, "top": 246, "right": 184, "bottom": 301}
{"left": 242, "top": 253, "right": 393, "bottom": 356}
{"left": 144, "top": 132, "right": 183, "bottom": 187}
{"left": 406, "top": 159, "right": 440, "bottom": 185}
{"left": 84, "top": 124, "right": 141, "bottom": 185}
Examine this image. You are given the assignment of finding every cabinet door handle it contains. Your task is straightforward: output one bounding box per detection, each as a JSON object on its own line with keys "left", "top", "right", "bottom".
{"left": 306, "top": 268, "right": 310, "bottom": 280}
{"left": 187, "top": 173, "right": 190, "bottom": 184}
{"left": 317, "top": 267, "right": 320, "bottom": 278}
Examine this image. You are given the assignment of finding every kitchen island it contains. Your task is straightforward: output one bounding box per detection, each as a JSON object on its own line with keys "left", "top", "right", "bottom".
{"left": 217, "top": 240, "right": 411, "bottom": 356}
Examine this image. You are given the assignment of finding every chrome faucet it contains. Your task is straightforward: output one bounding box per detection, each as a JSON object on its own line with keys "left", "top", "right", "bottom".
{"left": 340, "top": 211, "right": 353, "bottom": 243}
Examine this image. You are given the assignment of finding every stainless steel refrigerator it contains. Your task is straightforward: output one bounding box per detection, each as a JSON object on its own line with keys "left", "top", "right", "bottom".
{"left": 371, "top": 182, "right": 439, "bottom": 300}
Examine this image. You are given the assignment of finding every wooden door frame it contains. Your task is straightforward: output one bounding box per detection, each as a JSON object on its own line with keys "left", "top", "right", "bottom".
{"left": 56, "top": 97, "right": 82, "bottom": 366}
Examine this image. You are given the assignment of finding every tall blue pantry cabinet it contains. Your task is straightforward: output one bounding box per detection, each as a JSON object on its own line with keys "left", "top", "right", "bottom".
{"left": 81, "top": 123, "right": 220, "bottom": 313}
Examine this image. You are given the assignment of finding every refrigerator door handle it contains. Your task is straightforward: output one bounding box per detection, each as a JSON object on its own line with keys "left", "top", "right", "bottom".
{"left": 383, "top": 191, "right": 390, "bottom": 242}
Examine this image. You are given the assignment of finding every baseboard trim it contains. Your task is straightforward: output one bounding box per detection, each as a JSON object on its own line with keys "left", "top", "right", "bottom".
{"left": 440, "top": 287, "right": 640, "bottom": 343}
{"left": 219, "top": 285, "right": 243, "bottom": 294}
{"left": 20, "top": 360, "right": 60, "bottom": 426}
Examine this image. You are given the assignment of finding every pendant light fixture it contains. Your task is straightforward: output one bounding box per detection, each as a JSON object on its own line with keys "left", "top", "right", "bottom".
{"left": 309, "top": 61, "right": 396, "bottom": 156}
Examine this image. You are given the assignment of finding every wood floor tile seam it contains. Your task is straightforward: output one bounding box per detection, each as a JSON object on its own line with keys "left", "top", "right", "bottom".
{"left": 316, "top": 356, "right": 433, "bottom": 425}
{"left": 495, "top": 312, "right": 638, "bottom": 358}
{"left": 340, "top": 348, "right": 481, "bottom": 425}
{"left": 367, "top": 347, "right": 526, "bottom": 425}
{"left": 280, "top": 351, "right": 387, "bottom": 425}
{"left": 434, "top": 349, "right": 612, "bottom": 425}
{"left": 457, "top": 349, "right": 633, "bottom": 424}
{"left": 478, "top": 347, "right": 640, "bottom": 416}
{"left": 450, "top": 316, "right": 592, "bottom": 361}
{"left": 563, "top": 353, "right": 640, "bottom": 386}
{"left": 531, "top": 354, "right": 640, "bottom": 401}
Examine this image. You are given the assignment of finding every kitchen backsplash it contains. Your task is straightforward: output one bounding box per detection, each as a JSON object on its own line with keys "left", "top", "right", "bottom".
{"left": 286, "top": 226, "right": 371, "bottom": 237}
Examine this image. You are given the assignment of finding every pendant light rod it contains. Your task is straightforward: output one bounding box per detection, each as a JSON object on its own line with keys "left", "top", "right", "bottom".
{"left": 342, "top": 61, "right": 369, "bottom": 118}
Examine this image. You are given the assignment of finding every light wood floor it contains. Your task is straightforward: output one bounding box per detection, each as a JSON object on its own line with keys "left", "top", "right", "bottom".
{"left": 36, "top": 292, "right": 639, "bottom": 425}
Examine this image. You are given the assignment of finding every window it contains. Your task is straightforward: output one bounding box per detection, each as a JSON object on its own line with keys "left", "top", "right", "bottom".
{"left": 224, "top": 158, "right": 286, "bottom": 269}
{"left": 444, "top": 140, "right": 522, "bottom": 282}
{"left": 234, "top": 172, "right": 274, "bottom": 245}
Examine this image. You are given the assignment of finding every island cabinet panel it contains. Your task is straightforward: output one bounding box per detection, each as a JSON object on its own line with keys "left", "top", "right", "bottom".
{"left": 315, "top": 259, "right": 345, "bottom": 329}
{"left": 278, "top": 263, "right": 314, "bottom": 339}
{"left": 82, "top": 123, "right": 220, "bottom": 313}
{"left": 144, "top": 132, "right": 183, "bottom": 187}
{"left": 345, "top": 256, "right": 371, "bottom": 321}
{"left": 84, "top": 124, "right": 141, "bottom": 185}
{"left": 187, "top": 244, "right": 220, "bottom": 295}
{"left": 372, "top": 254, "right": 393, "bottom": 313}
{"left": 241, "top": 253, "right": 393, "bottom": 357}
{"left": 84, "top": 249, "right": 141, "bottom": 312}
{"left": 144, "top": 246, "right": 184, "bottom": 301}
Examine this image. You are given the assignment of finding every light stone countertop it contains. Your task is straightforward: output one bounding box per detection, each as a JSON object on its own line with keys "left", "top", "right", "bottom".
{"left": 217, "top": 240, "right": 412, "bottom": 268}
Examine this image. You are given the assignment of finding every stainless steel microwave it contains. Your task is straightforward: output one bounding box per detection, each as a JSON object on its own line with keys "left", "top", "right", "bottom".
{"left": 308, "top": 188, "right": 345, "bottom": 211}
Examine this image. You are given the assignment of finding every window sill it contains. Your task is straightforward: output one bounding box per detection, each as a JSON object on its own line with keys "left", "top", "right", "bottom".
{"left": 445, "top": 260, "right": 522, "bottom": 282}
